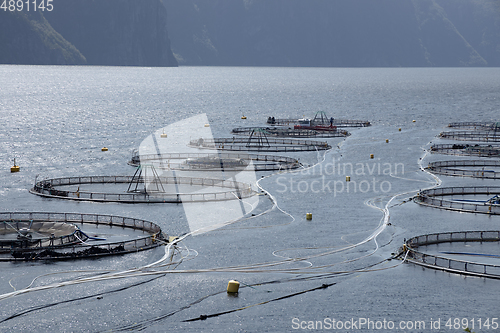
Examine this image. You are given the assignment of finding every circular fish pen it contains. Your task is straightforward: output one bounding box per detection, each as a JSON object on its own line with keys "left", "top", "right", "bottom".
{"left": 403, "top": 231, "right": 500, "bottom": 279}
{"left": 189, "top": 137, "right": 331, "bottom": 152}
{"left": 231, "top": 127, "right": 349, "bottom": 138}
{"left": 0, "top": 212, "right": 166, "bottom": 261}
{"left": 448, "top": 122, "right": 500, "bottom": 130}
{"left": 415, "top": 186, "right": 500, "bottom": 214}
{"left": 439, "top": 130, "right": 500, "bottom": 142}
{"left": 430, "top": 144, "right": 500, "bottom": 158}
{"left": 30, "top": 175, "right": 255, "bottom": 203}
{"left": 426, "top": 160, "right": 500, "bottom": 179}
{"left": 128, "top": 151, "right": 302, "bottom": 171}
{"left": 266, "top": 111, "right": 371, "bottom": 127}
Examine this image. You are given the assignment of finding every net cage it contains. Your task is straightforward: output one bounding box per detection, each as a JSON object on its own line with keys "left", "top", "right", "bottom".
{"left": 415, "top": 186, "right": 500, "bottom": 215}
{"left": 189, "top": 137, "right": 332, "bottom": 152}
{"left": 447, "top": 122, "right": 500, "bottom": 131}
{"left": 266, "top": 111, "right": 371, "bottom": 127}
{"left": 430, "top": 143, "right": 500, "bottom": 157}
{"left": 128, "top": 151, "right": 302, "bottom": 172}
{"left": 426, "top": 160, "right": 500, "bottom": 179}
{"left": 231, "top": 126, "right": 350, "bottom": 138}
{"left": 0, "top": 212, "right": 166, "bottom": 261}
{"left": 30, "top": 175, "right": 255, "bottom": 203}
{"left": 439, "top": 130, "right": 500, "bottom": 142}
{"left": 403, "top": 231, "right": 500, "bottom": 279}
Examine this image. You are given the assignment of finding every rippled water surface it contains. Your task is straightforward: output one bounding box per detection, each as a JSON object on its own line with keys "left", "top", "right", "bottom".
{"left": 1, "top": 66, "right": 500, "bottom": 332}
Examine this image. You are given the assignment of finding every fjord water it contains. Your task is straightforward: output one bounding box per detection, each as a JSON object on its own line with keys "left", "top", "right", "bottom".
{"left": 1, "top": 66, "right": 499, "bottom": 332}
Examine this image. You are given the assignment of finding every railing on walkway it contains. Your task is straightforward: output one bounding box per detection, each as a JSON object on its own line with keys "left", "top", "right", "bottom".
{"left": 430, "top": 143, "right": 500, "bottom": 157}
{"left": 415, "top": 186, "right": 500, "bottom": 214}
{"left": 267, "top": 118, "right": 371, "bottom": 127}
{"left": 30, "top": 176, "right": 255, "bottom": 203}
{"left": 404, "top": 231, "right": 500, "bottom": 279}
{"left": 0, "top": 212, "right": 166, "bottom": 261}
{"left": 439, "top": 131, "right": 500, "bottom": 142}
{"left": 128, "top": 152, "right": 301, "bottom": 171}
{"left": 448, "top": 122, "right": 499, "bottom": 130}
{"left": 189, "top": 138, "right": 331, "bottom": 152}
{"left": 231, "top": 126, "right": 349, "bottom": 138}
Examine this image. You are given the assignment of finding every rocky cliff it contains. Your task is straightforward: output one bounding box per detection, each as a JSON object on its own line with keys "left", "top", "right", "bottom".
{"left": 44, "top": 0, "right": 177, "bottom": 67}
{"left": 0, "top": 0, "right": 178, "bottom": 67}
{"left": 163, "top": 0, "right": 500, "bottom": 67}
{"left": 0, "top": 11, "right": 86, "bottom": 65}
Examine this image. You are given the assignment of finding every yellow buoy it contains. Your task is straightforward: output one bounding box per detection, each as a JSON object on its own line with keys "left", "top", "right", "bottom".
{"left": 101, "top": 147, "right": 108, "bottom": 151}
{"left": 346, "top": 176, "right": 350, "bottom": 182}
{"left": 227, "top": 280, "right": 240, "bottom": 293}
{"left": 11, "top": 159, "right": 20, "bottom": 173}
{"left": 306, "top": 213, "right": 312, "bottom": 220}
{"left": 398, "top": 128, "right": 401, "bottom": 132}
{"left": 385, "top": 139, "right": 389, "bottom": 143}
{"left": 204, "top": 124, "right": 210, "bottom": 127}
{"left": 412, "top": 120, "right": 416, "bottom": 122}
{"left": 370, "top": 154, "right": 374, "bottom": 159}
{"left": 241, "top": 115, "right": 247, "bottom": 119}
{"left": 160, "top": 131, "right": 168, "bottom": 138}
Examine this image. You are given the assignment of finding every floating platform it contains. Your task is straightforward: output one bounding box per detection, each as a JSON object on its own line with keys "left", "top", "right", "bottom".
{"left": 30, "top": 175, "right": 255, "bottom": 203}
{"left": 403, "top": 230, "right": 500, "bottom": 279}
{"left": 0, "top": 212, "right": 166, "bottom": 261}
{"left": 430, "top": 143, "right": 500, "bottom": 157}
{"left": 231, "top": 126, "right": 350, "bottom": 138}
{"left": 189, "top": 137, "right": 331, "bottom": 152}
{"left": 426, "top": 160, "right": 500, "bottom": 179}
{"left": 128, "top": 151, "right": 302, "bottom": 171}
{"left": 415, "top": 186, "right": 500, "bottom": 215}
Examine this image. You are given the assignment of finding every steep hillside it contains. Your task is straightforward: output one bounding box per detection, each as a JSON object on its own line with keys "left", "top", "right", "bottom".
{"left": 0, "top": 11, "right": 86, "bottom": 65}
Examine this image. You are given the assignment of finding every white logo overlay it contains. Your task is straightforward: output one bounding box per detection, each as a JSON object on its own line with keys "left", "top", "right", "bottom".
{"left": 138, "top": 114, "right": 258, "bottom": 235}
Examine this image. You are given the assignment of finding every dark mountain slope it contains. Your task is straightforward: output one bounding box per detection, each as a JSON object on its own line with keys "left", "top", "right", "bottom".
{"left": 163, "top": 0, "right": 498, "bottom": 67}
{"left": 0, "top": 11, "right": 86, "bottom": 65}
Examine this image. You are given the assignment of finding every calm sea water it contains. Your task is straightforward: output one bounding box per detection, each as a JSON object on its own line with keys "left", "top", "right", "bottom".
{"left": 1, "top": 66, "right": 500, "bottom": 332}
